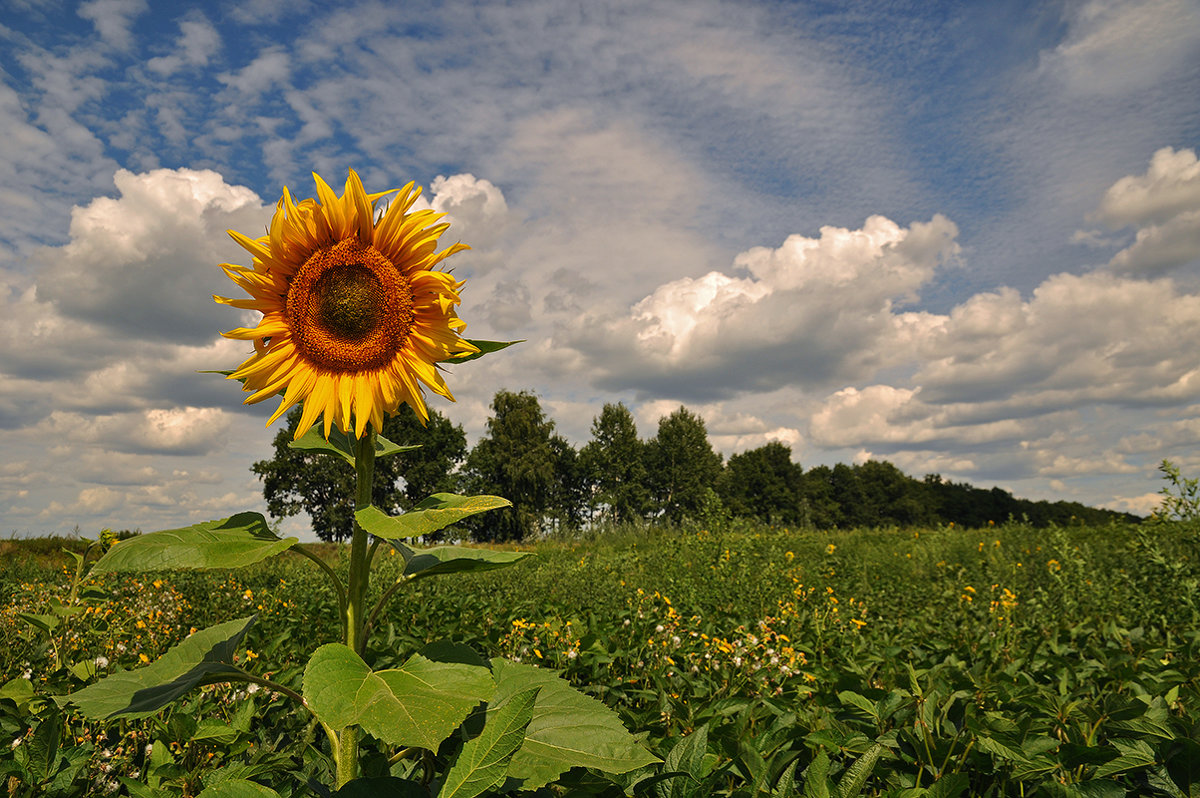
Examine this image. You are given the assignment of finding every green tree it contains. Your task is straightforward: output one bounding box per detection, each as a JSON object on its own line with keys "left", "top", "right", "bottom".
{"left": 854, "top": 460, "right": 935, "bottom": 526}
{"left": 718, "top": 441, "right": 804, "bottom": 524}
{"left": 252, "top": 404, "right": 467, "bottom": 542}
{"left": 800, "top": 464, "right": 841, "bottom": 529}
{"left": 548, "top": 433, "right": 587, "bottom": 532}
{"left": 462, "top": 390, "right": 559, "bottom": 541}
{"left": 579, "top": 402, "right": 649, "bottom": 524}
{"left": 644, "top": 406, "right": 723, "bottom": 524}
{"left": 829, "top": 462, "right": 870, "bottom": 527}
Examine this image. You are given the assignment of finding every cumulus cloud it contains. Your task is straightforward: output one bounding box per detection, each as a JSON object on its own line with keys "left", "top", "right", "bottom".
{"left": 809, "top": 386, "right": 1056, "bottom": 450}
{"left": 1089, "top": 147, "right": 1200, "bottom": 276}
{"left": 1097, "top": 147, "right": 1200, "bottom": 227}
{"left": 916, "top": 272, "right": 1200, "bottom": 408}
{"left": 34, "top": 168, "right": 270, "bottom": 344}
{"left": 1108, "top": 210, "right": 1200, "bottom": 275}
{"left": 42, "top": 407, "right": 232, "bottom": 456}
{"left": 562, "top": 214, "right": 960, "bottom": 398}
{"left": 427, "top": 174, "right": 511, "bottom": 277}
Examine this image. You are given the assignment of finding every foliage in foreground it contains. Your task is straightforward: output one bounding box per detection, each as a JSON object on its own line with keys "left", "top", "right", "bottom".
{"left": 1, "top": 518, "right": 1198, "bottom": 796}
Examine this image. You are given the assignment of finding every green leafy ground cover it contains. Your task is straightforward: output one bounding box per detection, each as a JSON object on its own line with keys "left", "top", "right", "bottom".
{"left": 2, "top": 519, "right": 1198, "bottom": 796}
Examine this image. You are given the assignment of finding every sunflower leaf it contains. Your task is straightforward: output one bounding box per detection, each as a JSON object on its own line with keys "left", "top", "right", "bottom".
{"left": 439, "top": 687, "right": 539, "bottom": 798}
{"left": 303, "top": 645, "right": 493, "bottom": 749}
{"left": 373, "top": 434, "right": 423, "bottom": 459}
{"left": 60, "top": 616, "right": 256, "bottom": 719}
{"left": 289, "top": 426, "right": 421, "bottom": 465}
{"left": 289, "top": 425, "right": 355, "bottom": 464}
{"left": 90, "top": 514, "right": 296, "bottom": 573}
{"left": 488, "top": 658, "right": 659, "bottom": 790}
{"left": 355, "top": 494, "right": 511, "bottom": 540}
{"left": 441, "top": 339, "right": 523, "bottom": 365}
{"left": 391, "top": 542, "right": 533, "bottom": 580}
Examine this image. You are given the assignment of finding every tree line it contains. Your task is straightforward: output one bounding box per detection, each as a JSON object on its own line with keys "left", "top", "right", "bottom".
{"left": 253, "top": 390, "right": 1141, "bottom": 542}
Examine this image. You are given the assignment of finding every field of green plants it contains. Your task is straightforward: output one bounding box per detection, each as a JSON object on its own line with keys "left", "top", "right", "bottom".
{"left": 2, "top": 518, "right": 1198, "bottom": 797}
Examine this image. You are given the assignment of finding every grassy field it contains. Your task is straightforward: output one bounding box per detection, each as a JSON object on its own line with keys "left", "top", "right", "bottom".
{"left": 1, "top": 518, "right": 1198, "bottom": 796}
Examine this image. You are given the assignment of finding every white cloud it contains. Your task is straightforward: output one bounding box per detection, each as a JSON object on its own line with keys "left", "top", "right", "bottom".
{"left": 1106, "top": 492, "right": 1163, "bottom": 515}
{"left": 227, "top": 0, "right": 315, "bottom": 25}
{"left": 41, "top": 407, "right": 232, "bottom": 456}
{"left": 1097, "top": 147, "right": 1200, "bottom": 227}
{"left": 1108, "top": 209, "right": 1200, "bottom": 275}
{"left": 147, "top": 14, "right": 221, "bottom": 75}
{"left": 562, "top": 214, "right": 959, "bottom": 397}
{"left": 809, "top": 386, "right": 1052, "bottom": 450}
{"left": 430, "top": 174, "right": 510, "bottom": 253}
{"left": 77, "top": 0, "right": 149, "bottom": 51}
{"left": 1039, "top": 0, "right": 1200, "bottom": 96}
{"left": 218, "top": 50, "right": 291, "bottom": 95}
{"left": 34, "top": 168, "right": 270, "bottom": 343}
{"left": 1088, "top": 147, "right": 1200, "bottom": 276}
{"left": 917, "top": 272, "right": 1200, "bottom": 408}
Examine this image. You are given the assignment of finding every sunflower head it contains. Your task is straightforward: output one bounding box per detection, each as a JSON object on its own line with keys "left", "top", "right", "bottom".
{"left": 216, "top": 169, "right": 478, "bottom": 440}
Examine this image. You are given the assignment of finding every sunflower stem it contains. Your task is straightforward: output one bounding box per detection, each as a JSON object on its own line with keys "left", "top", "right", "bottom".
{"left": 336, "top": 427, "right": 376, "bottom": 788}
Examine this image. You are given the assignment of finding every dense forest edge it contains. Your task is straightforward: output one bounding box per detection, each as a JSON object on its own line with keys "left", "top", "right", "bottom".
{"left": 252, "top": 391, "right": 1140, "bottom": 541}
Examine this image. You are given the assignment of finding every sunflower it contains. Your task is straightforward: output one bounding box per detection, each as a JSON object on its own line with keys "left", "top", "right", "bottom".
{"left": 216, "top": 169, "right": 478, "bottom": 440}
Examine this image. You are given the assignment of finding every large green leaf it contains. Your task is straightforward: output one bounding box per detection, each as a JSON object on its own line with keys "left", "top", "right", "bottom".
{"left": 62, "top": 616, "right": 255, "bottom": 719}
{"left": 836, "top": 743, "right": 884, "bottom": 798}
{"left": 488, "top": 658, "right": 658, "bottom": 790}
{"left": 440, "top": 687, "right": 538, "bottom": 798}
{"left": 91, "top": 514, "right": 296, "bottom": 573}
{"left": 303, "top": 645, "right": 493, "bottom": 750}
{"left": 195, "top": 780, "right": 282, "bottom": 798}
{"left": 393, "top": 542, "right": 533, "bottom": 580}
{"left": 355, "top": 494, "right": 511, "bottom": 540}
{"left": 1094, "top": 739, "right": 1157, "bottom": 778}
{"left": 440, "top": 339, "right": 522, "bottom": 365}
{"left": 801, "top": 750, "right": 832, "bottom": 798}
{"left": 289, "top": 425, "right": 421, "bottom": 465}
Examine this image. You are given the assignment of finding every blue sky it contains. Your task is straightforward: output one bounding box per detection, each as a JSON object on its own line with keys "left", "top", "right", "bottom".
{"left": 1, "top": 0, "right": 1198, "bottom": 539}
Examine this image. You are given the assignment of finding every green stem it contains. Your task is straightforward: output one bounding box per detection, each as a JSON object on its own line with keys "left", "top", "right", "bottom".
{"left": 336, "top": 428, "right": 377, "bottom": 788}
{"left": 291, "top": 543, "right": 348, "bottom": 638}
{"left": 364, "top": 573, "right": 413, "bottom": 641}
{"left": 204, "top": 672, "right": 342, "bottom": 763}
{"left": 387, "top": 746, "right": 418, "bottom": 767}
{"left": 235, "top": 673, "right": 311, "bottom": 712}
{"left": 366, "top": 536, "right": 383, "bottom": 573}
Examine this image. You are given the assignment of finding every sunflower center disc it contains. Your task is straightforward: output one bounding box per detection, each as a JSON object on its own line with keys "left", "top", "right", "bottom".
{"left": 315, "top": 264, "right": 382, "bottom": 340}
{"left": 287, "top": 239, "right": 414, "bottom": 372}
